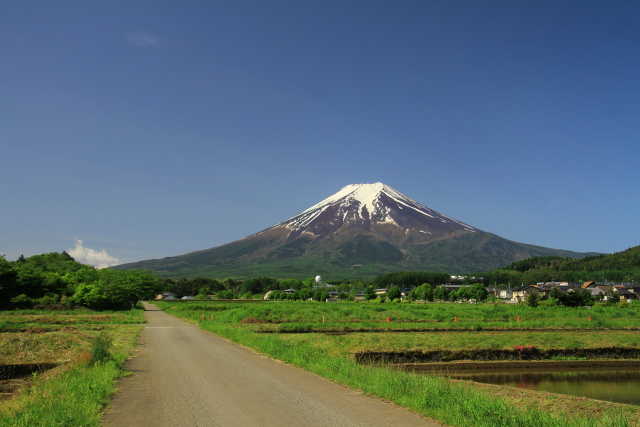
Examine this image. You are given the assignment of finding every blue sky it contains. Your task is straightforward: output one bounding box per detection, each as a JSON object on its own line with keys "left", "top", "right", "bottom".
{"left": 2, "top": 1, "right": 639, "bottom": 268}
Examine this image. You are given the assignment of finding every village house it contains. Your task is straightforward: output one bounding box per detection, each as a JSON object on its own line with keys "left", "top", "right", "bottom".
{"left": 497, "top": 288, "right": 514, "bottom": 301}
{"left": 614, "top": 286, "right": 638, "bottom": 301}
{"left": 511, "top": 285, "right": 540, "bottom": 303}
{"left": 155, "top": 292, "right": 175, "bottom": 300}
{"left": 625, "top": 284, "right": 640, "bottom": 298}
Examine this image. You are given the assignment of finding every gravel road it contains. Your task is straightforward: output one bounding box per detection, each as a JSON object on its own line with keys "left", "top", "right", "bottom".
{"left": 102, "top": 302, "right": 443, "bottom": 427}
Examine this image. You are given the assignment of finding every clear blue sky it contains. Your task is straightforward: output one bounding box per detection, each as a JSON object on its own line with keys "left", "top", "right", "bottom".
{"left": 2, "top": 1, "right": 639, "bottom": 268}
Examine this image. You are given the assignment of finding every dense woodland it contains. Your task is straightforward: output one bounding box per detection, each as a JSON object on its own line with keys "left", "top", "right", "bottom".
{"left": 478, "top": 245, "right": 640, "bottom": 286}
{"left": 1, "top": 245, "right": 638, "bottom": 310}
{"left": 0, "top": 252, "right": 159, "bottom": 310}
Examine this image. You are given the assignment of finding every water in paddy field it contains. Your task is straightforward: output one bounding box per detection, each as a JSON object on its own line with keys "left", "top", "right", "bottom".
{"left": 442, "top": 369, "right": 640, "bottom": 405}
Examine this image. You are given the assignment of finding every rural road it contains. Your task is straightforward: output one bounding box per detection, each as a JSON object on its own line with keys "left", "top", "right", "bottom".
{"left": 103, "top": 302, "right": 443, "bottom": 427}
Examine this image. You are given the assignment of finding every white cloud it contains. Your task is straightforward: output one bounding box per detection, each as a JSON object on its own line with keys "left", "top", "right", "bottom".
{"left": 125, "top": 32, "right": 163, "bottom": 47}
{"left": 68, "top": 239, "right": 121, "bottom": 269}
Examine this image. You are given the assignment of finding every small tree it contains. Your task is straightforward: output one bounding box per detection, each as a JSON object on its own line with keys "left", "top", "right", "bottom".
{"left": 433, "top": 285, "right": 448, "bottom": 302}
{"left": 456, "top": 286, "right": 472, "bottom": 302}
{"left": 364, "top": 285, "right": 376, "bottom": 300}
{"left": 313, "top": 290, "right": 328, "bottom": 301}
{"left": 469, "top": 283, "right": 488, "bottom": 302}
{"left": 298, "top": 288, "right": 312, "bottom": 301}
{"left": 549, "top": 287, "right": 562, "bottom": 300}
{"left": 605, "top": 290, "right": 620, "bottom": 305}
{"left": 217, "top": 289, "right": 237, "bottom": 299}
{"left": 526, "top": 292, "right": 540, "bottom": 307}
{"left": 559, "top": 289, "right": 595, "bottom": 307}
{"left": 386, "top": 286, "right": 401, "bottom": 301}
{"left": 409, "top": 283, "right": 432, "bottom": 303}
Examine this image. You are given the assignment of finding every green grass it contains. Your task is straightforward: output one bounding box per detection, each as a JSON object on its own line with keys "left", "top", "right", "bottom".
{"left": 157, "top": 300, "right": 640, "bottom": 426}
{"left": 159, "top": 300, "right": 640, "bottom": 332}
{"left": 0, "top": 307, "right": 144, "bottom": 426}
{"left": 0, "top": 360, "right": 124, "bottom": 427}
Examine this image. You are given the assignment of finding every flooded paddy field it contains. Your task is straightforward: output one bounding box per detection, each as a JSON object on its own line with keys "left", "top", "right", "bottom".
{"left": 403, "top": 361, "right": 640, "bottom": 405}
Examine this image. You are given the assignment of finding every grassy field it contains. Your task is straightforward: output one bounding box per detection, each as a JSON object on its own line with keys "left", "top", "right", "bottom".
{"left": 158, "top": 300, "right": 640, "bottom": 427}
{"left": 0, "top": 307, "right": 144, "bottom": 427}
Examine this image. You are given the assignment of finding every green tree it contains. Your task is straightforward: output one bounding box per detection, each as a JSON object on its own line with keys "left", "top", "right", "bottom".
{"left": 549, "top": 287, "right": 563, "bottom": 300}
{"left": 223, "top": 278, "right": 239, "bottom": 290}
{"left": 298, "top": 288, "right": 312, "bottom": 300}
{"left": 217, "top": 289, "right": 237, "bottom": 299}
{"left": 268, "top": 290, "right": 285, "bottom": 300}
{"left": 386, "top": 286, "right": 401, "bottom": 301}
{"left": 239, "top": 277, "right": 277, "bottom": 295}
{"left": 313, "top": 290, "right": 328, "bottom": 301}
{"left": 364, "top": 285, "right": 376, "bottom": 300}
{"left": 279, "top": 278, "right": 303, "bottom": 290}
{"left": 71, "top": 269, "right": 159, "bottom": 310}
{"left": 456, "top": 286, "right": 472, "bottom": 302}
{"left": 605, "top": 290, "right": 620, "bottom": 305}
{"left": 0, "top": 256, "right": 19, "bottom": 302}
{"left": 287, "top": 291, "right": 300, "bottom": 301}
{"left": 408, "top": 283, "right": 432, "bottom": 303}
{"left": 558, "top": 289, "right": 595, "bottom": 307}
{"left": 433, "top": 285, "right": 448, "bottom": 301}
{"left": 526, "top": 292, "right": 540, "bottom": 307}
{"left": 373, "top": 271, "right": 450, "bottom": 289}
{"left": 469, "top": 283, "right": 488, "bottom": 302}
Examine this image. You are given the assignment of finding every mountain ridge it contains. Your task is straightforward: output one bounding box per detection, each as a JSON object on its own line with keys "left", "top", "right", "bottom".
{"left": 113, "top": 183, "right": 600, "bottom": 278}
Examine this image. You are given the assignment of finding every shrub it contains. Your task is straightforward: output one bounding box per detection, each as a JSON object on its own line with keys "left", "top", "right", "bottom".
{"left": 526, "top": 292, "right": 540, "bottom": 307}
{"left": 90, "top": 331, "right": 113, "bottom": 365}
{"left": 10, "top": 294, "right": 33, "bottom": 308}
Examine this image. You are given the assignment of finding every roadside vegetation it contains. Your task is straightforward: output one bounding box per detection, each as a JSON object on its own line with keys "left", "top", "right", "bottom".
{"left": 1, "top": 249, "right": 639, "bottom": 425}
{"left": 158, "top": 300, "right": 640, "bottom": 427}
{"left": 0, "top": 307, "right": 144, "bottom": 426}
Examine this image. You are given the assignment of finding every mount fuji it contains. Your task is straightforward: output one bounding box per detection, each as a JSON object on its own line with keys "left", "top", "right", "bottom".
{"left": 114, "top": 183, "right": 596, "bottom": 278}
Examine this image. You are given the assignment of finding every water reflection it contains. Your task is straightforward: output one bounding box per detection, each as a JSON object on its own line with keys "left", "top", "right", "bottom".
{"left": 443, "top": 370, "right": 640, "bottom": 405}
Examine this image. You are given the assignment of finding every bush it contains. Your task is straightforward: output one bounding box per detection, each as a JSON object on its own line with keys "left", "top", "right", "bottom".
{"left": 90, "top": 331, "right": 113, "bottom": 365}
{"left": 386, "top": 286, "right": 401, "bottom": 301}
{"left": 526, "top": 292, "right": 540, "bottom": 307}
{"left": 10, "top": 294, "right": 33, "bottom": 308}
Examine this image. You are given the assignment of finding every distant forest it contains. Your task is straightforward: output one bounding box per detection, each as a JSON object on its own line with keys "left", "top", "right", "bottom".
{"left": 1, "top": 245, "right": 638, "bottom": 309}
{"left": 478, "top": 245, "right": 640, "bottom": 286}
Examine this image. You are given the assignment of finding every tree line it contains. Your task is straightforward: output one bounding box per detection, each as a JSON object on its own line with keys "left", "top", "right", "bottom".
{"left": 3, "top": 246, "right": 638, "bottom": 310}
{"left": 0, "top": 252, "right": 159, "bottom": 310}
{"left": 483, "top": 245, "right": 640, "bottom": 286}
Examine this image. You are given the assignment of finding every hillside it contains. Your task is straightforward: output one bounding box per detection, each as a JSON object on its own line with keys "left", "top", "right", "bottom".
{"left": 503, "top": 245, "right": 640, "bottom": 273}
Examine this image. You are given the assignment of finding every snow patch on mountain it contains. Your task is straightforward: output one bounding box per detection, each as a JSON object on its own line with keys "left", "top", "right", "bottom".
{"left": 275, "top": 182, "right": 477, "bottom": 233}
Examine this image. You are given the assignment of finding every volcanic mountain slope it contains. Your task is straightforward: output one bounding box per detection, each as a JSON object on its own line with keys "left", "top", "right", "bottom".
{"left": 114, "top": 183, "right": 597, "bottom": 278}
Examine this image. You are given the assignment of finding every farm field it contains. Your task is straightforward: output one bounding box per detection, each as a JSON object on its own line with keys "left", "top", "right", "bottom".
{"left": 158, "top": 300, "right": 640, "bottom": 427}
{"left": 0, "top": 308, "right": 144, "bottom": 426}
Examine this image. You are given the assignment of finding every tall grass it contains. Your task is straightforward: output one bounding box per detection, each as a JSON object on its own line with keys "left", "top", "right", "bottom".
{"left": 0, "top": 359, "right": 125, "bottom": 426}
{"left": 90, "top": 331, "right": 114, "bottom": 365}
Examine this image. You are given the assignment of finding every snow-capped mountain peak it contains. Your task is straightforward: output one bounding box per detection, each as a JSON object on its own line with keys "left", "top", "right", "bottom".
{"left": 115, "top": 182, "right": 594, "bottom": 277}
{"left": 273, "top": 182, "right": 477, "bottom": 240}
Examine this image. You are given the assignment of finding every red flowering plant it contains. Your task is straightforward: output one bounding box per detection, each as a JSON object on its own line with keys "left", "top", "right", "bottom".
{"left": 515, "top": 345, "right": 537, "bottom": 359}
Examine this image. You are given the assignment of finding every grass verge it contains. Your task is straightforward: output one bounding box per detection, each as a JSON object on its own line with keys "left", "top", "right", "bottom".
{"left": 0, "top": 307, "right": 144, "bottom": 426}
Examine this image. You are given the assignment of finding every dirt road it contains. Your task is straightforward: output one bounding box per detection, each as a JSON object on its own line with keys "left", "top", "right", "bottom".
{"left": 103, "top": 302, "right": 442, "bottom": 427}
